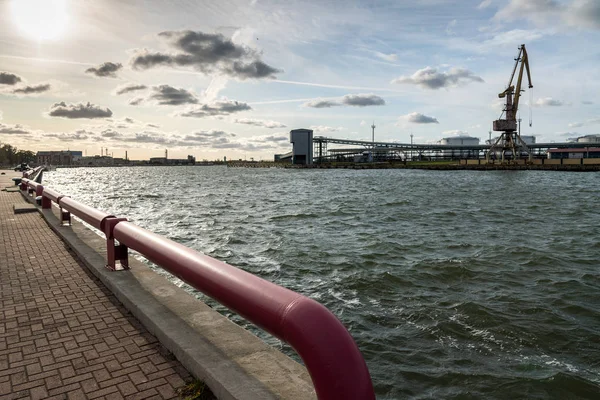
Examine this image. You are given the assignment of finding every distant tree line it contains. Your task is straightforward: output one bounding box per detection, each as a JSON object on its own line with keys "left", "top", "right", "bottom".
{"left": 0, "top": 143, "right": 35, "bottom": 166}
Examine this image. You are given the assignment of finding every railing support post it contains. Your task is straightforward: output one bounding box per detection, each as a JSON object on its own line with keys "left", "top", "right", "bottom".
{"left": 42, "top": 195, "right": 51, "bottom": 209}
{"left": 35, "top": 185, "right": 44, "bottom": 197}
{"left": 104, "top": 217, "right": 129, "bottom": 270}
{"left": 60, "top": 209, "right": 71, "bottom": 225}
{"left": 20, "top": 181, "right": 27, "bottom": 191}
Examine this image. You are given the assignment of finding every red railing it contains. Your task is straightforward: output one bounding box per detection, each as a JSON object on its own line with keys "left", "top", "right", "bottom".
{"left": 32, "top": 183, "right": 375, "bottom": 399}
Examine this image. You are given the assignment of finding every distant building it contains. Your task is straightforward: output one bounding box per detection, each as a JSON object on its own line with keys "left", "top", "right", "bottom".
{"left": 149, "top": 155, "right": 195, "bottom": 165}
{"left": 77, "top": 156, "right": 114, "bottom": 166}
{"left": 290, "top": 129, "right": 313, "bottom": 165}
{"left": 548, "top": 148, "right": 600, "bottom": 159}
{"left": 37, "top": 150, "right": 82, "bottom": 166}
{"left": 576, "top": 134, "right": 600, "bottom": 144}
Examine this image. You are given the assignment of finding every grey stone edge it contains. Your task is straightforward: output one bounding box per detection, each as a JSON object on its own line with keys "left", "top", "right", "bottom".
{"left": 20, "top": 191, "right": 316, "bottom": 400}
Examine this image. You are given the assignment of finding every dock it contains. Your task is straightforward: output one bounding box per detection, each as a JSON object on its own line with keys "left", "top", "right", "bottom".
{"left": 0, "top": 170, "right": 191, "bottom": 399}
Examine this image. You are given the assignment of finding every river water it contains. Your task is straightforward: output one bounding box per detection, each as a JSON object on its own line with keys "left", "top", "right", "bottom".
{"left": 44, "top": 166, "right": 600, "bottom": 399}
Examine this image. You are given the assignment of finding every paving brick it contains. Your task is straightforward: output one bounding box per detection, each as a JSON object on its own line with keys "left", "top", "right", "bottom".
{"left": 0, "top": 174, "right": 192, "bottom": 399}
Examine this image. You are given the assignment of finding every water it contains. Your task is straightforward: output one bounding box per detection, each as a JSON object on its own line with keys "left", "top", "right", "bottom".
{"left": 45, "top": 167, "right": 600, "bottom": 399}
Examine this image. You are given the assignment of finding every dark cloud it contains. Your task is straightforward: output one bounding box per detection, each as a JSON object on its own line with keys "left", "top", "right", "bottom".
{"left": 582, "top": 100, "right": 593, "bottom": 105}
{"left": 404, "top": 112, "right": 439, "bottom": 124}
{"left": 114, "top": 83, "right": 147, "bottom": 95}
{"left": 224, "top": 60, "right": 281, "bottom": 80}
{"left": 129, "top": 97, "right": 144, "bottom": 106}
{"left": 0, "top": 123, "right": 31, "bottom": 135}
{"left": 48, "top": 102, "right": 113, "bottom": 119}
{"left": 303, "top": 99, "right": 341, "bottom": 108}
{"left": 177, "top": 100, "right": 251, "bottom": 118}
{"left": 304, "top": 94, "right": 385, "bottom": 108}
{"left": 85, "top": 62, "right": 123, "bottom": 78}
{"left": 101, "top": 129, "right": 121, "bottom": 138}
{"left": 146, "top": 123, "right": 160, "bottom": 128}
{"left": 0, "top": 72, "right": 22, "bottom": 85}
{"left": 252, "top": 134, "right": 288, "bottom": 143}
{"left": 392, "top": 66, "right": 484, "bottom": 89}
{"left": 130, "top": 30, "right": 281, "bottom": 79}
{"left": 149, "top": 85, "right": 198, "bottom": 105}
{"left": 234, "top": 118, "right": 286, "bottom": 128}
{"left": 12, "top": 83, "right": 51, "bottom": 94}
{"left": 342, "top": 94, "right": 385, "bottom": 107}
{"left": 44, "top": 130, "right": 91, "bottom": 141}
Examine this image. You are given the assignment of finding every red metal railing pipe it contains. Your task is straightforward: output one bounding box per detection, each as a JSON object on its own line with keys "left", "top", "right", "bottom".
{"left": 59, "top": 197, "right": 115, "bottom": 231}
{"left": 113, "top": 221, "right": 374, "bottom": 400}
{"left": 42, "top": 187, "right": 64, "bottom": 203}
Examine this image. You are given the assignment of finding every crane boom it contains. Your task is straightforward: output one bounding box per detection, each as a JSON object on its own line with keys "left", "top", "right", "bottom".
{"left": 493, "top": 44, "right": 533, "bottom": 131}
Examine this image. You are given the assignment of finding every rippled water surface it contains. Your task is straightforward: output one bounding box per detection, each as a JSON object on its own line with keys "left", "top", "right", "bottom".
{"left": 45, "top": 167, "right": 600, "bottom": 399}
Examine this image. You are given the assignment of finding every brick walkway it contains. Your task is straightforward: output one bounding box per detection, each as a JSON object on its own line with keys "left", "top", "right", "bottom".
{"left": 0, "top": 171, "right": 192, "bottom": 399}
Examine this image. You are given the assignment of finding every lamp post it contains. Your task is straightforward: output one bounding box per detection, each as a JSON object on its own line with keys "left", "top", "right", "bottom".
{"left": 410, "top": 133, "right": 413, "bottom": 162}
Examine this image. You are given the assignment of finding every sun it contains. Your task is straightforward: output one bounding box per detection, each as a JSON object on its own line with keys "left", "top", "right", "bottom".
{"left": 11, "top": 0, "right": 69, "bottom": 41}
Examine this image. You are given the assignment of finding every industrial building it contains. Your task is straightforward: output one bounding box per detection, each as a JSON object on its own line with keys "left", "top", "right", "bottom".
{"left": 36, "top": 150, "right": 82, "bottom": 166}
{"left": 290, "top": 129, "right": 313, "bottom": 165}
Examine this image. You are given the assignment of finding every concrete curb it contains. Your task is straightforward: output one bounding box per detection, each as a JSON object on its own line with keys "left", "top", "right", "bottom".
{"left": 21, "top": 191, "right": 315, "bottom": 400}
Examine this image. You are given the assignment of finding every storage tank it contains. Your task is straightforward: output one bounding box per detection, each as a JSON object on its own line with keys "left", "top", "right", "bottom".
{"left": 577, "top": 134, "right": 600, "bottom": 144}
{"left": 439, "top": 136, "right": 479, "bottom": 158}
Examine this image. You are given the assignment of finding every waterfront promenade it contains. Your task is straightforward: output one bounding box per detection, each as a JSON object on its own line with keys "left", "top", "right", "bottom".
{"left": 0, "top": 170, "right": 191, "bottom": 399}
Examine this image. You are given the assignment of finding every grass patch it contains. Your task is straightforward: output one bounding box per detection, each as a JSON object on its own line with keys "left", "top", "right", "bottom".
{"left": 177, "top": 379, "right": 216, "bottom": 400}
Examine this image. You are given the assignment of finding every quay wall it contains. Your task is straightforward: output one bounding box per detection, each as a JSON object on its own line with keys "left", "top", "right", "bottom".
{"left": 17, "top": 185, "right": 321, "bottom": 399}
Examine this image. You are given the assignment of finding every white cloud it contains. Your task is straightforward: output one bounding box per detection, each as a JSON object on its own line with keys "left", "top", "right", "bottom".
{"left": 533, "top": 97, "right": 567, "bottom": 107}
{"left": 478, "top": 0, "right": 493, "bottom": 9}
{"left": 391, "top": 66, "right": 483, "bottom": 89}
{"left": 400, "top": 112, "right": 439, "bottom": 124}
{"left": 309, "top": 125, "right": 345, "bottom": 133}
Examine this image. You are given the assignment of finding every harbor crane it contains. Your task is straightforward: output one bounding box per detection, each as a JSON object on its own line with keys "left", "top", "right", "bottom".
{"left": 487, "top": 44, "right": 533, "bottom": 162}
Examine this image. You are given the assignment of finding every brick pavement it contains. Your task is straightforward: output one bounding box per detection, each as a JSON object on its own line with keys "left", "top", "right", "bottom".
{"left": 0, "top": 172, "right": 192, "bottom": 399}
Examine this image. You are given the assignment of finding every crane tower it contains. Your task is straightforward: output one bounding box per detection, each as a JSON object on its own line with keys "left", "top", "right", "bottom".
{"left": 487, "top": 44, "right": 533, "bottom": 162}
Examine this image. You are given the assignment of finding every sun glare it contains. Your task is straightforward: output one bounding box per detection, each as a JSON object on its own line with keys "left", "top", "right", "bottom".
{"left": 11, "top": 0, "right": 68, "bottom": 41}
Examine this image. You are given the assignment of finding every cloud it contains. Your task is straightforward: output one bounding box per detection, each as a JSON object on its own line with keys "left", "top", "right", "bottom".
{"left": 442, "top": 130, "right": 470, "bottom": 137}
{"left": 101, "top": 129, "right": 121, "bottom": 138}
{"left": 85, "top": 62, "right": 123, "bottom": 78}
{"left": 304, "top": 93, "right": 386, "bottom": 108}
{"left": 568, "top": 117, "right": 600, "bottom": 128}
{"left": 484, "top": 29, "right": 546, "bottom": 46}
{"left": 309, "top": 125, "right": 344, "bottom": 133}
{"left": 402, "top": 112, "right": 440, "bottom": 124}
{"left": 582, "top": 100, "right": 593, "bottom": 105}
{"left": 478, "top": 0, "right": 493, "bottom": 9}
{"left": 446, "top": 19, "right": 457, "bottom": 35}
{"left": 392, "top": 66, "right": 484, "bottom": 89}
{"left": 233, "top": 118, "right": 286, "bottom": 128}
{"left": 148, "top": 85, "right": 198, "bottom": 105}
{"left": 114, "top": 83, "right": 148, "bottom": 95}
{"left": 176, "top": 100, "right": 251, "bottom": 118}
{"left": 12, "top": 83, "right": 52, "bottom": 94}
{"left": 303, "top": 98, "right": 341, "bottom": 108}
{"left": 0, "top": 123, "right": 31, "bottom": 135}
{"left": 341, "top": 93, "right": 385, "bottom": 107}
{"left": 374, "top": 52, "right": 398, "bottom": 62}
{"left": 130, "top": 30, "right": 282, "bottom": 79}
{"left": 44, "top": 130, "right": 91, "bottom": 141}
{"left": 0, "top": 72, "right": 22, "bottom": 85}
{"left": 48, "top": 102, "right": 113, "bottom": 119}
{"left": 533, "top": 97, "right": 566, "bottom": 107}
{"left": 495, "top": 0, "right": 600, "bottom": 30}
{"left": 129, "top": 97, "right": 144, "bottom": 106}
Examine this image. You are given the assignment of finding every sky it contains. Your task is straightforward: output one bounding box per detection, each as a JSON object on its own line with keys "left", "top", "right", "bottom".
{"left": 0, "top": 0, "right": 599, "bottom": 161}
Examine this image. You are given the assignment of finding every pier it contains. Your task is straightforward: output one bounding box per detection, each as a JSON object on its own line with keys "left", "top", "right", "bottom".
{"left": 0, "top": 169, "right": 374, "bottom": 399}
{"left": 0, "top": 170, "right": 191, "bottom": 399}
